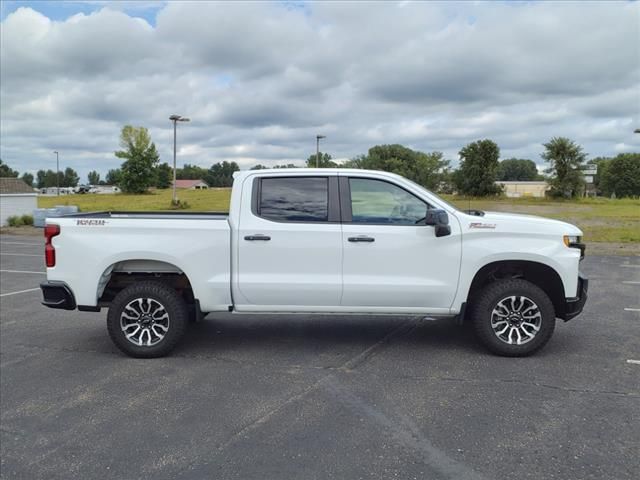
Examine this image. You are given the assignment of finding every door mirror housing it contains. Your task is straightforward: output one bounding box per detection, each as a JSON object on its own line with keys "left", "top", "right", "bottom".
{"left": 424, "top": 209, "right": 451, "bottom": 237}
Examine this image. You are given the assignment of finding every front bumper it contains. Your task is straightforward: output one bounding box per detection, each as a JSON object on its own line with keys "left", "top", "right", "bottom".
{"left": 40, "top": 281, "right": 76, "bottom": 310}
{"left": 561, "top": 274, "right": 588, "bottom": 321}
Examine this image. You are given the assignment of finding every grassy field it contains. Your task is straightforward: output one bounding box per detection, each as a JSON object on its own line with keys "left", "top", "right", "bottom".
{"left": 39, "top": 188, "right": 231, "bottom": 212}
{"left": 38, "top": 188, "right": 639, "bottom": 250}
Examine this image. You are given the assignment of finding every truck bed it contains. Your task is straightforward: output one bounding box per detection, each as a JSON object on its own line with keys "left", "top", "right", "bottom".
{"left": 61, "top": 211, "right": 229, "bottom": 220}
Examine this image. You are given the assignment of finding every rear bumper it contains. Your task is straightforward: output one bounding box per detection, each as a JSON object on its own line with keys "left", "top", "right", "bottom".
{"left": 40, "top": 281, "right": 76, "bottom": 310}
{"left": 561, "top": 274, "right": 588, "bottom": 321}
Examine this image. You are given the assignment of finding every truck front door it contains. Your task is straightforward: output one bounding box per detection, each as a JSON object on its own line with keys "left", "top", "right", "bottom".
{"left": 339, "top": 176, "right": 461, "bottom": 312}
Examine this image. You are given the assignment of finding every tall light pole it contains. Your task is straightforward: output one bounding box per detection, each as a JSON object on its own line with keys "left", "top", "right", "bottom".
{"left": 316, "top": 135, "right": 326, "bottom": 168}
{"left": 53, "top": 151, "right": 59, "bottom": 196}
{"left": 169, "top": 115, "right": 190, "bottom": 203}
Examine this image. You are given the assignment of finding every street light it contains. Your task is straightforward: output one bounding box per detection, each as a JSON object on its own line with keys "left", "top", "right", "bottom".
{"left": 53, "top": 151, "right": 59, "bottom": 196}
{"left": 634, "top": 128, "right": 640, "bottom": 133}
{"left": 316, "top": 135, "right": 326, "bottom": 168}
{"left": 169, "top": 115, "right": 190, "bottom": 203}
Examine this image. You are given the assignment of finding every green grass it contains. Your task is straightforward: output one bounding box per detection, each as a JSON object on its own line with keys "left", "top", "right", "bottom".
{"left": 445, "top": 195, "right": 640, "bottom": 243}
{"left": 39, "top": 188, "right": 231, "bottom": 212}
{"left": 39, "top": 189, "right": 640, "bottom": 244}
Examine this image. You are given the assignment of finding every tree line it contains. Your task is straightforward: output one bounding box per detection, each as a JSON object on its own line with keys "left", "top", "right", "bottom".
{"left": 2, "top": 126, "right": 638, "bottom": 198}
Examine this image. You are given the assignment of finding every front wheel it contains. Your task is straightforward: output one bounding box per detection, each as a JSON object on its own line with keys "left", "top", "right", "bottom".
{"left": 471, "top": 279, "right": 555, "bottom": 357}
{"left": 107, "top": 281, "right": 188, "bottom": 358}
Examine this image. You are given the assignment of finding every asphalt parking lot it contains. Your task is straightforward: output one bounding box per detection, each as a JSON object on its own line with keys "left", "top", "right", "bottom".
{"left": 1, "top": 233, "right": 638, "bottom": 480}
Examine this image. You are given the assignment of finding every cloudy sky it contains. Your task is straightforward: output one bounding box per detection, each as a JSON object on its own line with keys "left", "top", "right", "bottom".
{"left": 1, "top": 0, "right": 639, "bottom": 181}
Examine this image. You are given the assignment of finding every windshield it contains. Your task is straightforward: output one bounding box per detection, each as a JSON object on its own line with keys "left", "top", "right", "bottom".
{"left": 403, "top": 178, "right": 462, "bottom": 213}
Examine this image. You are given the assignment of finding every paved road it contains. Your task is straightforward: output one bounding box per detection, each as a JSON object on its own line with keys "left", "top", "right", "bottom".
{"left": 1, "top": 234, "right": 638, "bottom": 480}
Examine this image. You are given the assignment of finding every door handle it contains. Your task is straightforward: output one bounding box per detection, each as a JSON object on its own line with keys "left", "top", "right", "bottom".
{"left": 244, "top": 234, "right": 271, "bottom": 241}
{"left": 348, "top": 236, "right": 375, "bottom": 243}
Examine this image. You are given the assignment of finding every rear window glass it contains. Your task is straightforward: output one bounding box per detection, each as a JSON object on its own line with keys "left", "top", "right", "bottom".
{"left": 259, "top": 177, "right": 329, "bottom": 222}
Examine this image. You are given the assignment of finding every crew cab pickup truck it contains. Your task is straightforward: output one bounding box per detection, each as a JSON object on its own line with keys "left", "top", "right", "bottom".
{"left": 41, "top": 169, "right": 588, "bottom": 358}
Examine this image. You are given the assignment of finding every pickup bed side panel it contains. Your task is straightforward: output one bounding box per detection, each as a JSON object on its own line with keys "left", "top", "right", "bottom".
{"left": 46, "top": 217, "right": 232, "bottom": 312}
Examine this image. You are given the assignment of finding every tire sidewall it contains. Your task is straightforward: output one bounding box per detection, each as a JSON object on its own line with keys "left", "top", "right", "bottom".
{"left": 107, "top": 282, "right": 187, "bottom": 358}
{"left": 472, "top": 279, "right": 555, "bottom": 357}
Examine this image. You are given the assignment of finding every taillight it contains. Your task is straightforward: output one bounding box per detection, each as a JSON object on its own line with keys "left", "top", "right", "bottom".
{"left": 44, "top": 224, "right": 60, "bottom": 267}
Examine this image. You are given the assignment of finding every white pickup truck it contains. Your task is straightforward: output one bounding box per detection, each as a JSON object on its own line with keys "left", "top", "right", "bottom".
{"left": 40, "top": 169, "right": 588, "bottom": 358}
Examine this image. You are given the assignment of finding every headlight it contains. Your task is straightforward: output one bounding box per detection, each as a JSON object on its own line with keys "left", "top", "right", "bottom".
{"left": 563, "top": 235, "right": 585, "bottom": 259}
{"left": 563, "top": 235, "right": 581, "bottom": 247}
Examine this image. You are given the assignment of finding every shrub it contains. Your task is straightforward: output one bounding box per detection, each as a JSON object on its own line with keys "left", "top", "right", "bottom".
{"left": 169, "top": 199, "right": 190, "bottom": 210}
{"left": 7, "top": 215, "right": 24, "bottom": 226}
{"left": 20, "top": 214, "right": 34, "bottom": 225}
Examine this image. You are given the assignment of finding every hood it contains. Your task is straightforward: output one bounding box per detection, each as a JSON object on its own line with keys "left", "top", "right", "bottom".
{"left": 462, "top": 211, "right": 583, "bottom": 236}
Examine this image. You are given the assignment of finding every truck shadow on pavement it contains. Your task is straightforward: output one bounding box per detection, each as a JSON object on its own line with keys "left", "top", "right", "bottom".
{"left": 173, "top": 314, "right": 487, "bottom": 358}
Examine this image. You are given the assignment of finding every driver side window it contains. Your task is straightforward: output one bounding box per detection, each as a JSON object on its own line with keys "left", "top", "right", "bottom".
{"left": 349, "top": 178, "right": 427, "bottom": 225}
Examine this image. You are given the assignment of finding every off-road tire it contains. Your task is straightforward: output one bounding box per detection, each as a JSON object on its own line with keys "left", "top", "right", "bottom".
{"left": 471, "top": 279, "right": 555, "bottom": 357}
{"left": 107, "top": 281, "right": 188, "bottom": 358}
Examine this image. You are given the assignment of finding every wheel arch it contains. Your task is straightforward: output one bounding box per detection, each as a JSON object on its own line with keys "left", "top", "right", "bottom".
{"left": 97, "top": 259, "right": 195, "bottom": 306}
{"left": 466, "top": 260, "right": 566, "bottom": 320}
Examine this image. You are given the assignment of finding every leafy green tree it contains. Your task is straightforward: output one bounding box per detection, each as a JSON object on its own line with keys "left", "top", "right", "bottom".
{"left": 155, "top": 163, "right": 172, "bottom": 189}
{"left": 176, "top": 163, "right": 208, "bottom": 180}
{"left": 205, "top": 161, "right": 239, "bottom": 187}
{"left": 497, "top": 158, "right": 539, "bottom": 181}
{"left": 306, "top": 153, "right": 336, "bottom": 168}
{"left": 341, "top": 155, "right": 368, "bottom": 169}
{"left": 106, "top": 168, "right": 122, "bottom": 186}
{"left": 36, "top": 169, "right": 64, "bottom": 188}
{"left": 21, "top": 172, "right": 34, "bottom": 187}
{"left": 36, "top": 170, "right": 46, "bottom": 188}
{"left": 345, "top": 145, "right": 450, "bottom": 191}
{"left": 115, "top": 125, "right": 160, "bottom": 193}
{"left": 453, "top": 139, "right": 502, "bottom": 196}
{"left": 364, "top": 145, "right": 419, "bottom": 180}
{"left": 542, "top": 137, "right": 586, "bottom": 198}
{"left": 88, "top": 170, "right": 100, "bottom": 185}
{"left": 414, "top": 152, "right": 451, "bottom": 191}
{"left": 62, "top": 167, "right": 79, "bottom": 188}
{"left": 600, "top": 153, "right": 640, "bottom": 198}
{"left": 273, "top": 164, "right": 298, "bottom": 169}
{"left": 587, "top": 157, "right": 611, "bottom": 194}
{"left": 0, "top": 159, "right": 19, "bottom": 177}
{"left": 250, "top": 164, "right": 268, "bottom": 170}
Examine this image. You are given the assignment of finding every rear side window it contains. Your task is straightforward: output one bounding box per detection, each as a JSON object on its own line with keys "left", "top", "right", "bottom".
{"left": 259, "top": 177, "right": 329, "bottom": 222}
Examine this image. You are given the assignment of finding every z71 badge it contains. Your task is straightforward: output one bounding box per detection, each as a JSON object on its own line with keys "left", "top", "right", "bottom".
{"left": 469, "top": 222, "right": 496, "bottom": 229}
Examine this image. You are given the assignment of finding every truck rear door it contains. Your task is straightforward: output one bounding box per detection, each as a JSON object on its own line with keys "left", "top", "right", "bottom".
{"left": 235, "top": 174, "right": 342, "bottom": 309}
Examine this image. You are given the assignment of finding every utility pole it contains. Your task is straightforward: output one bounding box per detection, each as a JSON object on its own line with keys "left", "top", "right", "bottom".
{"left": 169, "top": 115, "right": 190, "bottom": 203}
{"left": 316, "top": 135, "right": 326, "bottom": 168}
{"left": 53, "top": 151, "right": 59, "bottom": 195}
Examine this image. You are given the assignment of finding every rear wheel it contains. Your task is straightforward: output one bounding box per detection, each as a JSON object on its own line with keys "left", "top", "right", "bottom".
{"left": 107, "top": 281, "right": 187, "bottom": 358}
{"left": 471, "top": 279, "right": 555, "bottom": 357}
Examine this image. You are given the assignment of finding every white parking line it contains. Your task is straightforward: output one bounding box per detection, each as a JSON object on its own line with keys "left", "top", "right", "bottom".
{"left": 627, "top": 360, "right": 640, "bottom": 365}
{"left": 622, "top": 281, "right": 640, "bottom": 285}
{"left": 621, "top": 265, "right": 640, "bottom": 268}
{"left": 624, "top": 308, "right": 640, "bottom": 312}
{"left": 0, "top": 242, "right": 41, "bottom": 246}
{"left": 0, "top": 270, "right": 45, "bottom": 275}
{"left": 0, "top": 253, "right": 41, "bottom": 257}
{"left": 0, "top": 288, "right": 40, "bottom": 297}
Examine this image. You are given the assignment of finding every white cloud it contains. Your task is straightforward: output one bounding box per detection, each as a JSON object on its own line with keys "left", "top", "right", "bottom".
{"left": 1, "top": 1, "right": 639, "bottom": 182}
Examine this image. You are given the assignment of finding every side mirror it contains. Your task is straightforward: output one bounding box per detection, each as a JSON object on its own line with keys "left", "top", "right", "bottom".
{"left": 424, "top": 209, "right": 451, "bottom": 237}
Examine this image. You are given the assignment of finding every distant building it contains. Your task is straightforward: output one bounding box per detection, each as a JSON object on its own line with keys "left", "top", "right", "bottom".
{"left": 497, "top": 181, "right": 549, "bottom": 198}
{"left": 0, "top": 177, "right": 38, "bottom": 226}
{"left": 91, "top": 185, "right": 120, "bottom": 194}
{"left": 173, "top": 179, "right": 209, "bottom": 189}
